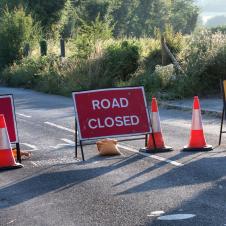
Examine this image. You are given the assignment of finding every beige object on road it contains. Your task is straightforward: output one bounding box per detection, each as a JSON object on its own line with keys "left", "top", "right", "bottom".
{"left": 12, "top": 148, "right": 31, "bottom": 159}
{"left": 96, "top": 139, "right": 121, "bottom": 156}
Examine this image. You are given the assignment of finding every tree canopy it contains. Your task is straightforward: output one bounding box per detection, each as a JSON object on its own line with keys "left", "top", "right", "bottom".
{"left": 0, "top": 0, "right": 199, "bottom": 37}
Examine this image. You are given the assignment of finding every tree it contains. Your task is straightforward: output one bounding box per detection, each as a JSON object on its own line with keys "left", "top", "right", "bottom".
{"left": 0, "top": 7, "right": 40, "bottom": 68}
{"left": 171, "top": 0, "right": 199, "bottom": 34}
{"left": 0, "top": 0, "right": 67, "bottom": 36}
{"left": 110, "top": 0, "right": 198, "bottom": 37}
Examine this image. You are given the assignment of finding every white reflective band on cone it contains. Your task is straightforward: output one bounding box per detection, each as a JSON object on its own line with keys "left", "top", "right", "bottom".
{"left": 0, "top": 128, "right": 11, "bottom": 149}
{"left": 192, "top": 109, "right": 203, "bottom": 130}
{"left": 151, "top": 112, "right": 161, "bottom": 132}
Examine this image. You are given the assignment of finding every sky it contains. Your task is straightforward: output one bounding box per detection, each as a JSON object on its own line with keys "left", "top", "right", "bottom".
{"left": 195, "top": 0, "right": 226, "bottom": 24}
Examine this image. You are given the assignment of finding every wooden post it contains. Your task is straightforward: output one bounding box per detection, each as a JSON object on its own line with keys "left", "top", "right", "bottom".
{"left": 60, "top": 39, "right": 65, "bottom": 57}
{"left": 23, "top": 43, "right": 30, "bottom": 57}
{"left": 161, "top": 35, "right": 168, "bottom": 66}
{"left": 40, "top": 40, "right": 47, "bottom": 56}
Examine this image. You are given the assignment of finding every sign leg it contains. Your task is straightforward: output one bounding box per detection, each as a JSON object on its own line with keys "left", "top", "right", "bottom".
{"left": 145, "top": 134, "right": 148, "bottom": 147}
{"left": 16, "top": 142, "right": 21, "bottom": 163}
{"left": 75, "top": 119, "right": 78, "bottom": 158}
{"left": 219, "top": 106, "right": 225, "bottom": 145}
{"left": 80, "top": 141, "right": 85, "bottom": 161}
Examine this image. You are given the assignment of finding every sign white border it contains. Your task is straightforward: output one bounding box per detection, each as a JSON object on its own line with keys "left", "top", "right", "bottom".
{"left": 0, "top": 94, "right": 19, "bottom": 143}
{"left": 72, "top": 86, "right": 151, "bottom": 141}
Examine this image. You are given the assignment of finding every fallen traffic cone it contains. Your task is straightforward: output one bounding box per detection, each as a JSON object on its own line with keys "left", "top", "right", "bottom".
{"left": 183, "top": 96, "right": 212, "bottom": 152}
{"left": 144, "top": 97, "right": 172, "bottom": 152}
{"left": 0, "top": 114, "right": 23, "bottom": 170}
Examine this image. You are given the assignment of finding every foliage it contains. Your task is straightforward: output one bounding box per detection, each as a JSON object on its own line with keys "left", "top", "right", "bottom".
{"left": 0, "top": 0, "right": 199, "bottom": 39}
{"left": 110, "top": 0, "right": 198, "bottom": 37}
{"left": 0, "top": 7, "right": 41, "bottom": 68}
{"left": 73, "top": 15, "right": 113, "bottom": 59}
{"left": 0, "top": 0, "right": 67, "bottom": 36}
{"left": 180, "top": 29, "right": 226, "bottom": 95}
{"left": 171, "top": 0, "right": 199, "bottom": 34}
{"left": 210, "top": 25, "right": 226, "bottom": 34}
{"left": 1, "top": 39, "right": 141, "bottom": 94}
{"left": 103, "top": 41, "right": 140, "bottom": 81}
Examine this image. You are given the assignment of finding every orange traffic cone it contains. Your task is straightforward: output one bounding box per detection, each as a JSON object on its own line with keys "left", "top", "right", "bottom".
{"left": 0, "top": 114, "right": 23, "bottom": 170}
{"left": 183, "top": 96, "right": 212, "bottom": 152}
{"left": 145, "top": 97, "right": 172, "bottom": 152}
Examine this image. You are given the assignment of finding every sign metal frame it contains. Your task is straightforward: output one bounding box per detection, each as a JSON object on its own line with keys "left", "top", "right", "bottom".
{"left": 72, "top": 86, "right": 153, "bottom": 161}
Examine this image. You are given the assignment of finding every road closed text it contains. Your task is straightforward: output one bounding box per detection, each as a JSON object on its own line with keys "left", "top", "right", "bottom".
{"left": 88, "top": 98, "right": 139, "bottom": 129}
{"left": 87, "top": 98, "right": 140, "bottom": 129}
{"left": 88, "top": 115, "right": 139, "bottom": 129}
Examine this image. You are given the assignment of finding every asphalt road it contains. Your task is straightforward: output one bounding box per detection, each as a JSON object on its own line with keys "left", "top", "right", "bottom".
{"left": 1, "top": 87, "right": 226, "bottom": 226}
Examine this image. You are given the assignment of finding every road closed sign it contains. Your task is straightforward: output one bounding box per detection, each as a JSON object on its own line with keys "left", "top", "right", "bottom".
{"left": 72, "top": 87, "right": 151, "bottom": 140}
{"left": 0, "top": 95, "right": 18, "bottom": 143}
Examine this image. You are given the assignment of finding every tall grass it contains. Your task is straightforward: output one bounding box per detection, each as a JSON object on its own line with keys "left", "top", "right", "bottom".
{"left": 2, "top": 29, "right": 225, "bottom": 99}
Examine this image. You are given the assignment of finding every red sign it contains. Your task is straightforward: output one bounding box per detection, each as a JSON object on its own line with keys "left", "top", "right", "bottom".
{"left": 0, "top": 95, "right": 18, "bottom": 143}
{"left": 72, "top": 87, "right": 151, "bottom": 140}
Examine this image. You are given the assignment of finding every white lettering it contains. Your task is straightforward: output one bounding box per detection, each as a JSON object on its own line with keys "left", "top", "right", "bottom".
{"left": 115, "top": 116, "right": 123, "bottom": 126}
{"left": 131, "top": 115, "right": 139, "bottom": 125}
{"left": 112, "top": 98, "right": 120, "bottom": 108}
{"left": 123, "top": 116, "right": 131, "bottom": 126}
{"left": 88, "top": 119, "right": 97, "bottom": 129}
{"left": 92, "top": 98, "right": 129, "bottom": 110}
{"left": 105, "top": 117, "right": 114, "bottom": 127}
{"left": 87, "top": 115, "right": 140, "bottom": 129}
{"left": 92, "top": 100, "right": 100, "bottom": 110}
{"left": 97, "top": 118, "right": 105, "bottom": 128}
{"left": 120, "top": 98, "right": 129, "bottom": 108}
{"left": 101, "top": 99, "right": 111, "bottom": 109}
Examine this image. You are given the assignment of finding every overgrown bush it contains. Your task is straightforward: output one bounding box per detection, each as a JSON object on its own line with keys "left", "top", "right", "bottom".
{"left": 103, "top": 41, "right": 140, "bottom": 81}
{"left": 0, "top": 7, "right": 40, "bottom": 68}
{"left": 5, "top": 29, "right": 226, "bottom": 99}
{"left": 128, "top": 64, "right": 176, "bottom": 98}
{"left": 1, "top": 53, "right": 116, "bottom": 94}
{"left": 1, "top": 55, "right": 61, "bottom": 90}
{"left": 181, "top": 29, "right": 226, "bottom": 95}
{"left": 73, "top": 15, "right": 113, "bottom": 59}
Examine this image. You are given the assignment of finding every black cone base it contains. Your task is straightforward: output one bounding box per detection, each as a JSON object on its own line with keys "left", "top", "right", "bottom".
{"left": 0, "top": 163, "right": 23, "bottom": 170}
{"left": 183, "top": 145, "right": 213, "bottom": 152}
{"left": 140, "top": 146, "right": 173, "bottom": 153}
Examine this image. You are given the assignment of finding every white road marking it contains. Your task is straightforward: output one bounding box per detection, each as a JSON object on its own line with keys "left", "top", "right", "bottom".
{"left": 148, "top": 211, "right": 165, "bottom": 217}
{"left": 158, "top": 214, "right": 196, "bottom": 220}
{"left": 50, "top": 139, "right": 75, "bottom": 149}
{"left": 50, "top": 143, "right": 73, "bottom": 149}
{"left": 61, "top": 138, "right": 74, "bottom": 145}
{"left": 30, "top": 161, "right": 39, "bottom": 167}
{"left": 16, "top": 113, "right": 31, "bottom": 118}
{"left": 117, "top": 144, "right": 183, "bottom": 167}
{"left": 44, "top": 122, "right": 75, "bottom": 133}
{"left": 43, "top": 123, "right": 182, "bottom": 166}
{"left": 21, "top": 143, "right": 38, "bottom": 151}
{"left": 6, "top": 219, "right": 16, "bottom": 225}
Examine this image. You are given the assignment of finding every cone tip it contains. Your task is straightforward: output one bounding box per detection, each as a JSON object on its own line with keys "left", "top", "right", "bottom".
{"left": 151, "top": 97, "right": 158, "bottom": 112}
{"left": 193, "top": 96, "right": 200, "bottom": 109}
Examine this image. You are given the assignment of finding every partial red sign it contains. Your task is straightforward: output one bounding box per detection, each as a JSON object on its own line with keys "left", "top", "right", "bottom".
{"left": 72, "top": 87, "right": 151, "bottom": 140}
{"left": 0, "top": 95, "right": 18, "bottom": 143}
